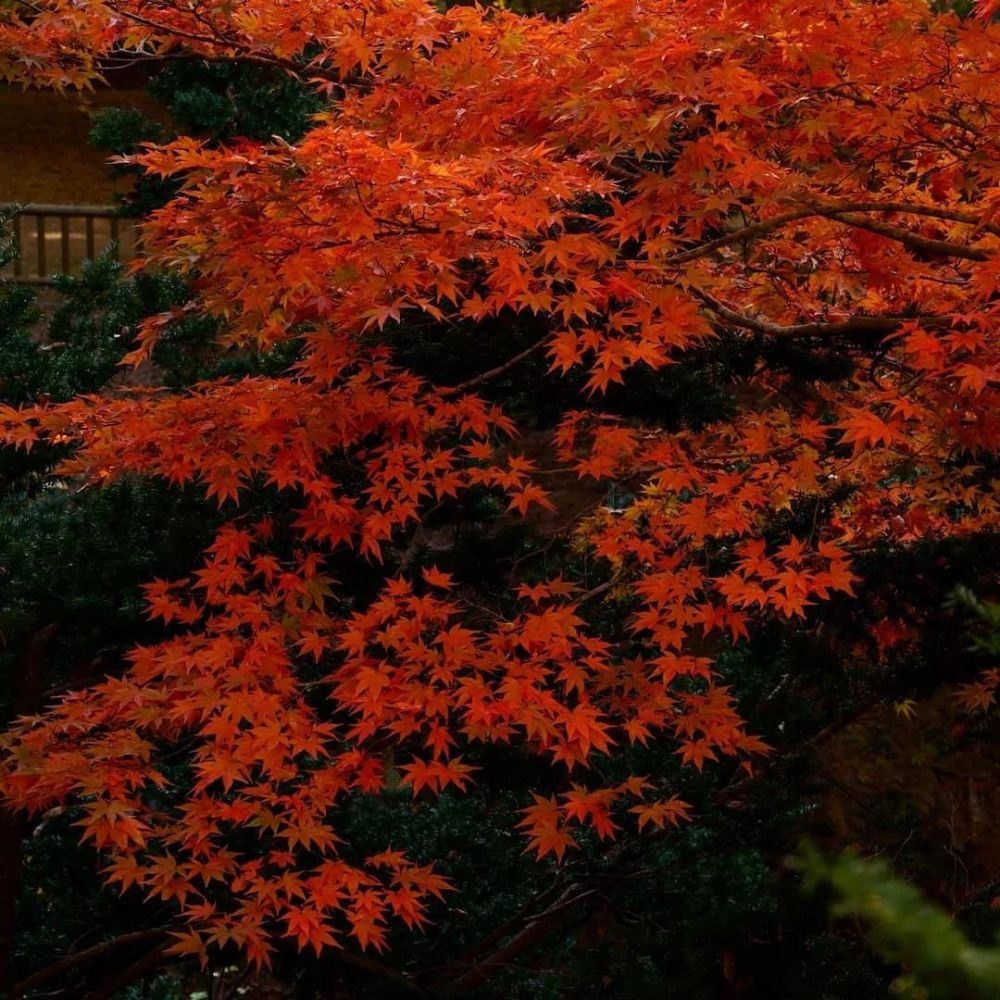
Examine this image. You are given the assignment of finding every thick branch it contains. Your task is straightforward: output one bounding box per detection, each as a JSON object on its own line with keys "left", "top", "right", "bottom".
{"left": 822, "top": 201, "right": 1000, "bottom": 235}
{"left": 423, "top": 878, "right": 567, "bottom": 984}
{"left": 11, "top": 927, "right": 169, "bottom": 997}
{"left": 689, "top": 288, "right": 918, "bottom": 339}
{"left": 322, "top": 949, "right": 425, "bottom": 995}
{"left": 820, "top": 210, "right": 990, "bottom": 261}
{"left": 83, "top": 943, "right": 172, "bottom": 1000}
{"left": 666, "top": 209, "right": 816, "bottom": 264}
{"left": 666, "top": 200, "right": 998, "bottom": 265}
{"left": 438, "top": 885, "right": 596, "bottom": 995}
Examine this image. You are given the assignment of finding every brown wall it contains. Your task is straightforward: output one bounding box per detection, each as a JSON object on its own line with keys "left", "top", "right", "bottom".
{"left": 0, "top": 85, "right": 160, "bottom": 204}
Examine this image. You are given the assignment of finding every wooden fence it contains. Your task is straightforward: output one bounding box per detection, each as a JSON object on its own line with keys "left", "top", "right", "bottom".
{"left": 2, "top": 203, "right": 139, "bottom": 284}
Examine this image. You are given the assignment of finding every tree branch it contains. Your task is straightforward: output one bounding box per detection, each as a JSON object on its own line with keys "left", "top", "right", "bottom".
{"left": 436, "top": 885, "right": 596, "bottom": 995}
{"left": 689, "top": 287, "right": 921, "bottom": 340}
{"left": 820, "top": 210, "right": 990, "bottom": 261}
{"left": 666, "top": 200, "right": 998, "bottom": 265}
{"left": 422, "top": 877, "right": 567, "bottom": 985}
{"left": 323, "top": 949, "right": 426, "bottom": 995}
{"left": 438, "top": 336, "right": 550, "bottom": 397}
{"left": 83, "top": 942, "right": 172, "bottom": 1000}
{"left": 11, "top": 928, "right": 170, "bottom": 998}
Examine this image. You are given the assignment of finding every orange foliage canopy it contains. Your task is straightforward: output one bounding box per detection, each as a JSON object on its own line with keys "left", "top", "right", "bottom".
{"left": 1, "top": 0, "right": 1000, "bottom": 965}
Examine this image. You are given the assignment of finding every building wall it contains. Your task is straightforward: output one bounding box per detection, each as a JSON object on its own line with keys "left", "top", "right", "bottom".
{"left": 0, "top": 85, "right": 160, "bottom": 204}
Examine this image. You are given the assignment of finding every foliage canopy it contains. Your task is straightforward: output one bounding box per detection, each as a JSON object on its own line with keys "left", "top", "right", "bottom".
{"left": 0, "top": 0, "right": 999, "bottom": 975}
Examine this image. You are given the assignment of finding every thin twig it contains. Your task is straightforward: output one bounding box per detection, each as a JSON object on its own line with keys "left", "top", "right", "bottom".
{"left": 438, "top": 336, "right": 550, "bottom": 397}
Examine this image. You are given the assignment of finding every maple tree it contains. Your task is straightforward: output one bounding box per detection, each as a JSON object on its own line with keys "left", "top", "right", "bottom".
{"left": 1, "top": 0, "right": 999, "bottom": 974}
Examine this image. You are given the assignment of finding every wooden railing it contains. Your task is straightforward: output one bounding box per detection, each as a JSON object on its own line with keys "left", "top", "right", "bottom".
{"left": 3, "top": 203, "right": 139, "bottom": 284}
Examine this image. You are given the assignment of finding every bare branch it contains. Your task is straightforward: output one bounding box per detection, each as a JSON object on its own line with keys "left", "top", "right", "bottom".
{"left": 83, "top": 942, "right": 172, "bottom": 1000}
{"left": 689, "top": 287, "right": 918, "bottom": 339}
{"left": 12, "top": 928, "right": 170, "bottom": 998}
{"left": 437, "top": 885, "right": 596, "bottom": 995}
{"left": 438, "top": 335, "right": 550, "bottom": 397}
